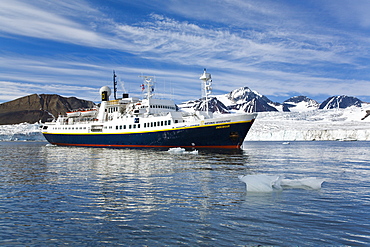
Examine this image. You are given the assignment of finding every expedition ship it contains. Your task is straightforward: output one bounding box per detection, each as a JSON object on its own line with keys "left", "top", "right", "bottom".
{"left": 41, "top": 69, "right": 257, "bottom": 149}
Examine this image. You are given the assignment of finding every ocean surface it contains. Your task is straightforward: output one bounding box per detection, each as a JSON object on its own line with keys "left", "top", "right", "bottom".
{"left": 1, "top": 141, "right": 369, "bottom": 246}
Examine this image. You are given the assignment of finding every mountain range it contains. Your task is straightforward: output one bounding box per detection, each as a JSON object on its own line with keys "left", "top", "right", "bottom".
{"left": 179, "top": 86, "right": 366, "bottom": 113}
{"left": 0, "top": 94, "right": 95, "bottom": 125}
{"left": 0, "top": 86, "right": 366, "bottom": 125}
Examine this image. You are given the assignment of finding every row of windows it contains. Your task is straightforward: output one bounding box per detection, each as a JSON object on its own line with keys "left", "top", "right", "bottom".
{"left": 50, "top": 120, "right": 174, "bottom": 131}
{"left": 106, "top": 105, "right": 176, "bottom": 116}
{"left": 115, "top": 120, "right": 172, "bottom": 130}
{"left": 52, "top": 126, "right": 87, "bottom": 130}
{"left": 107, "top": 105, "right": 175, "bottom": 112}
{"left": 150, "top": 105, "right": 176, "bottom": 110}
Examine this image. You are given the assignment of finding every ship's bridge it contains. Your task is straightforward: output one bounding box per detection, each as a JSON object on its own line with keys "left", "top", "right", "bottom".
{"left": 143, "top": 98, "right": 177, "bottom": 115}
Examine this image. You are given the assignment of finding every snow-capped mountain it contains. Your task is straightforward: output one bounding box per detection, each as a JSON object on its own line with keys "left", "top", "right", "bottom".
{"left": 283, "top": 96, "right": 319, "bottom": 112}
{"left": 319, "top": 95, "right": 362, "bottom": 109}
{"left": 178, "top": 97, "right": 229, "bottom": 113}
{"left": 179, "top": 87, "right": 366, "bottom": 114}
{"left": 179, "top": 87, "right": 280, "bottom": 113}
{"left": 219, "top": 87, "right": 279, "bottom": 112}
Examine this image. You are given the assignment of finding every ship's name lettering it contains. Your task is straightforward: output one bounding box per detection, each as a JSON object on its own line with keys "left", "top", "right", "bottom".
{"left": 205, "top": 120, "right": 231, "bottom": 125}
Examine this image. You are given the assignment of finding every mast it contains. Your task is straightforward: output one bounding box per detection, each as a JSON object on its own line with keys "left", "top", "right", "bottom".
{"left": 199, "top": 68, "right": 212, "bottom": 113}
{"left": 113, "top": 70, "right": 117, "bottom": 100}
{"left": 139, "top": 75, "right": 155, "bottom": 99}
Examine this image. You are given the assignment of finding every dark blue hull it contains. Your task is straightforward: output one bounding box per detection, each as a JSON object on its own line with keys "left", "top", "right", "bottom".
{"left": 43, "top": 120, "right": 254, "bottom": 149}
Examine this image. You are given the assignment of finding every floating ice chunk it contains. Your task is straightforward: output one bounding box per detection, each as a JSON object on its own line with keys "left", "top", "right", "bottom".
{"left": 167, "top": 147, "right": 198, "bottom": 155}
{"left": 281, "top": 177, "right": 324, "bottom": 190}
{"left": 238, "top": 175, "right": 283, "bottom": 192}
{"left": 239, "top": 175, "right": 324, "bottom": 192}
{"left": 168, "top": 147, "right": 186, "bottom": 153}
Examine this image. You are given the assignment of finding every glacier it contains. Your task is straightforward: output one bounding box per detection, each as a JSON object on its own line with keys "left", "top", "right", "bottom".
{"left": 0, "top": 123, "right": 45, "bottom": 141}
{"left": 1, "top": 105, "right": 370, "bottom": 142}
{"left": 245, "top": 105, "right": 370, "bottom": 141}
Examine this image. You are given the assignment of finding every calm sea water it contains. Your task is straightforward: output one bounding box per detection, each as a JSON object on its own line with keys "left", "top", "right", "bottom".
{"left": 0, "top": 141, "right": 369, "bottom": 246}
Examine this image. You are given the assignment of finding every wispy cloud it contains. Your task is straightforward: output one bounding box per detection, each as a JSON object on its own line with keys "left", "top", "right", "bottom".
{"left": 1, "top": 0, "right": 360, "bottom": 68}
{"left": 0, "top": 0, "right": 119, "bottom": 48}
{"left": 1, "top": 0, "right": 370, "bottom": 103}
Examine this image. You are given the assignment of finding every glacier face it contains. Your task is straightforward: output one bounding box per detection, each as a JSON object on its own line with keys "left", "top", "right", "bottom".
{"left": 246, "top": 105, "right": 370, "bottom": 141}
{"left": 0, "top": 123, "right": 45, "bottom": 141}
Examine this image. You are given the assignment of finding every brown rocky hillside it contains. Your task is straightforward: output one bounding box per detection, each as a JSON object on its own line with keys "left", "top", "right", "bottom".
{"left": 0, "top": 94, "right": 95, "bottom": 125}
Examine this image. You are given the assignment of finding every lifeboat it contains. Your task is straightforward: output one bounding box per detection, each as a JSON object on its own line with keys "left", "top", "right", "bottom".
{"left": 66, "top": 109, "right": 97, "bottom": 117}
{"left": 66, "top": 111, "right": 81, "bottom": 117}
{"left": 80, "top": 109, "right": 97, "bottom": 117}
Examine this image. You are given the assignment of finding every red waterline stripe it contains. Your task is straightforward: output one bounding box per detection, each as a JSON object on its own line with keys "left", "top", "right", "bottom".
{"left": 51, "top": 143, "right": 240, "bottom": 149}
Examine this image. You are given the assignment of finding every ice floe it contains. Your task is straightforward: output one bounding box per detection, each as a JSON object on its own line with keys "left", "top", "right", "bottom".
{"left": 167, "top": 147, "right": 198, "bottom": 154}
{"left": 238, "top": 174, "right": 324, "bottom": 192}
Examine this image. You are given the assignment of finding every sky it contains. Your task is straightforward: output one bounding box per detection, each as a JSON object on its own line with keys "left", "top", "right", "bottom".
{"left": 1, "top": 0, "right": 370, "bottom": 104}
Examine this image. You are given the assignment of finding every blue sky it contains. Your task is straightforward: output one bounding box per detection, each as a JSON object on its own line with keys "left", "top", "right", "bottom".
{"left": 1, "top": 0, "right": 370, "bottom": 104}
